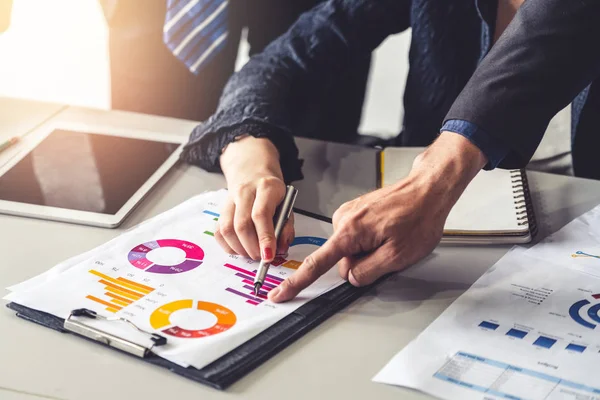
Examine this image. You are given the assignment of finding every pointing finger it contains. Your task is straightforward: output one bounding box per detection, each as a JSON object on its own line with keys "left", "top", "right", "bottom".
{"left": 269, "top": 232, "right": 352, "bottom": 303}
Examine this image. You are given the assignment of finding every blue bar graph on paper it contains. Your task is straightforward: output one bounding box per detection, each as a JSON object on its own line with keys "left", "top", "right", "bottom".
{"left": 479, "top": 321, "right": 499, "bottom": 330}
{"left": 533, "top": 336, "right": 556, "bottom": 349}
{"left": 506, "top": 328, "right": 528, "bottom": 339}
{"left": 566, "top": 343, "right": 586, "bottom": 353}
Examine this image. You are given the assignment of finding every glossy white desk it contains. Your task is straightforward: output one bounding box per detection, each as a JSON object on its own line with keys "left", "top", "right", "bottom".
{"left": 2, "top": 99, "right": 600, "bottom": 400}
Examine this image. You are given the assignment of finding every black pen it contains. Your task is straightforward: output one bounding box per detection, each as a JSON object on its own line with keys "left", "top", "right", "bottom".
{"left": 253, "top": 185, "right": 298, "bottom": 296}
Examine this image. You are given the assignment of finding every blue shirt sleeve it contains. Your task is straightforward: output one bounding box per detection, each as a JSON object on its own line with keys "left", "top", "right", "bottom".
{"left": 441, "top": 119, "right": 509, "bottom": 170}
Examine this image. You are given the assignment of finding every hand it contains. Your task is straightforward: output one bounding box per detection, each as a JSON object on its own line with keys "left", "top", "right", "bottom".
{"left": 216, "top": 135, "right": 295, "bottom": 261}
{"left": 269, "top": 132, "right": 487, "bottom": 302}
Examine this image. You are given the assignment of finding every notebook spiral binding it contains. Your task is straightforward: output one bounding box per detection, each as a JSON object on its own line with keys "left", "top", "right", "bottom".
{"left": 510, "top": 169, "right": 537, "bottom": 238}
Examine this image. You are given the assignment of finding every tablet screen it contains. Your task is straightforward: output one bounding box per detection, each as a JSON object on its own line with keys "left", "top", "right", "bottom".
{"left": 0, "top": 129, "right": 179, "bottom": 214}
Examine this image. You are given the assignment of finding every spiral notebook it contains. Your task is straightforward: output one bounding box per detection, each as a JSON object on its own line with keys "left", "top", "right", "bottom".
{"left": 379, "top": 147, "right": 536, "bottom": 244}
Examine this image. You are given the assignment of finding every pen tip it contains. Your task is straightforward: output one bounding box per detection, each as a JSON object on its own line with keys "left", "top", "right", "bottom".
{"left": 253, "top": 283, "right": 261, "bottom": 297}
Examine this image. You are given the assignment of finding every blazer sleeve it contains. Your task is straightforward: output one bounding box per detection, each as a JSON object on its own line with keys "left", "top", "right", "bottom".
{"left": 182, "top": 0, "right": 409, "bottom": 182}
{"left": 445, "top": 0, "right": 600, "bottom": 169}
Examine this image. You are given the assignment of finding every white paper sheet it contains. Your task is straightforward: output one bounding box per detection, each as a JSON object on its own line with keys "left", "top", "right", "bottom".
{"left": 374, "top": 245, "right": 600, "bottom": 400}
{"left": 523, "top": 206, "right": 600, "bottom": 279}
{"left": 5, "top": 190, "right": 344, "bottom": 369}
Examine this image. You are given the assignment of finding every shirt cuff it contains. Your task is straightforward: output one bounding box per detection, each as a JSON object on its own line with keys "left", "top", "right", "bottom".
{"left": 441, "top": 119, "right": 509, "bottom": 169}
{"left": 181, "top": 121, "right": 304, "bottom": 184}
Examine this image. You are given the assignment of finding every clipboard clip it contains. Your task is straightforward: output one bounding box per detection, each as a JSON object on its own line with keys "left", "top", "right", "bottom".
{"left": 64, "top": 308, "right": 167, "bottom": 358}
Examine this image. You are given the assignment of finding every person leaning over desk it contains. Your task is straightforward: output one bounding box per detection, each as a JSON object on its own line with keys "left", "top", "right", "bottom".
{"left": 181, "top": 0, "right": 600, "bottom": 302}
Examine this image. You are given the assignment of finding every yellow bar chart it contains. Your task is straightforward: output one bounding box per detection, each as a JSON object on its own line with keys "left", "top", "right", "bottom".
{"left": 86, "top": 270, "right": 154, "bottom": 313}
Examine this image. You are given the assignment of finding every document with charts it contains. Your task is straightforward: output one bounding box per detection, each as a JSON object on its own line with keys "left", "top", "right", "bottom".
{"left": 5, "top": 190, "right": 343, "bottom": 369}
{"left": 523, "top": 204, "right": 600, "bottom": 280}
{"left": 374, "top": 242, "right": 600, "bottom": 400}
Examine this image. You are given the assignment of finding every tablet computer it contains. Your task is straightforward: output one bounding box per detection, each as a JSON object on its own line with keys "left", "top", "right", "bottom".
{"left": 0, "top": 121, "right": 184, "bottom": 228}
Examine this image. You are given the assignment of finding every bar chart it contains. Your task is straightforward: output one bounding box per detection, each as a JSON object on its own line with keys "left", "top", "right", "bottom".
{"left": 223, "top": 263, "right": 283, "bottom": 305}
{"left": 477, "top": 319, "right": 595, "bottom": 355}
{"left": 505, "top": 328, "right": 528, "bottom": 339}
{"left": 566, "top": 343, "right": 587, "bottom": 353}
{"left": 86, "top": 269, "right": 155, "bottom": 313}
{"left": 478, "top": 321, "right": 499, "bottom": 330}
{"left": 533, "top": 336, "right": 556, "bottom": 349}
{"left": 202, "top": 210, "right": 219, "bottom": 237}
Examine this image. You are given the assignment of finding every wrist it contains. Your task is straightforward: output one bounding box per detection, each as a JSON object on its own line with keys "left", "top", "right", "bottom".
{"left": 401, "top": 131, "right": 487, "bottom": 210}
{"left": 220, "top": 135, "right": 283, "bottom": 181}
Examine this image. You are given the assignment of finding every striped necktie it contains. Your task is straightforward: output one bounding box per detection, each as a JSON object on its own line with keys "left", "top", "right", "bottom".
{"left": 163, "top": 0, "right": 229, "bottom": 74}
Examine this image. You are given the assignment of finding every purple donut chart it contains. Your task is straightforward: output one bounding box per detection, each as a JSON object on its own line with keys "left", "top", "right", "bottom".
{"left": 128, "top": 239, "right": 204, "bottom": 275}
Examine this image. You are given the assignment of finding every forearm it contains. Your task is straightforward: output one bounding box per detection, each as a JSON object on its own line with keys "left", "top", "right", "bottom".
{"left": 220, "top": 136, "right": 283, "bottom": 183}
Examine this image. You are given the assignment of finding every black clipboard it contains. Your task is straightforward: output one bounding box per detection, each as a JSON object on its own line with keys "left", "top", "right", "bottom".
{"left": 5, "top": 209, "right": 379, "bottom": 390}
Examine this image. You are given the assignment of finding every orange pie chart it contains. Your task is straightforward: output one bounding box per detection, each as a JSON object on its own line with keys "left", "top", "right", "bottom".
{"left": 150, "top": 299, "right": 236, "bottom": 338}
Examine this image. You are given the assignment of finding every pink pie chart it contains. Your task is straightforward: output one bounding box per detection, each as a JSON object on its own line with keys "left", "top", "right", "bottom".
{"left": 128, "top": 239, "right": 204, "bottom": 274}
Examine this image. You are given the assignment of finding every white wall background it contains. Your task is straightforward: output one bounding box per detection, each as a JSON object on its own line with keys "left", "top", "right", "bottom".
{"left": 0, "top": 0, "right": 110, "bottom": 108}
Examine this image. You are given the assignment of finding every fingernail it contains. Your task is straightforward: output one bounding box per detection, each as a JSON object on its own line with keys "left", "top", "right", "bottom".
{"left": 263, "top": 247, "right": 273, "bottom": 261}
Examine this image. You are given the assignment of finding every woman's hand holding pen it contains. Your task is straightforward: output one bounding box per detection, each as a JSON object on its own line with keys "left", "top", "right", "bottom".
{"left": 218, "top": 135, "right": 295, "bottom": 263}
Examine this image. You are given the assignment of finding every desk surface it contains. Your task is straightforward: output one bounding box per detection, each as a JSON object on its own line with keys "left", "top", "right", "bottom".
{"left": 2, "top": 99, "right": 600, "bottom": 400}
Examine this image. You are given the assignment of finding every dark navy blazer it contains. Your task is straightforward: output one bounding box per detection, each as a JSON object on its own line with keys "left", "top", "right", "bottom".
{"left": 183, "top": 0, "right": 600, "bottom": 180}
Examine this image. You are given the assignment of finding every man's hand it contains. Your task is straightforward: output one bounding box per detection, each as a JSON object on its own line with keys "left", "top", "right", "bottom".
{"left": 268, "top": 132, "right": 487, "bottom": 302}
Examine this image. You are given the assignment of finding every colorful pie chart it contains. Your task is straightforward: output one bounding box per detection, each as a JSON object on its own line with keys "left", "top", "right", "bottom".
{"left": 291, "top": 236, "right": 327, "bottom": 247}
{"left": 127, "top": 239, "right": 204, "bottom": 274}
{"left": 270, "top": 236, "right": 327, "bottom": 270}
{"left": 150, "top": 299, "right": 236, "bottom": 338}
